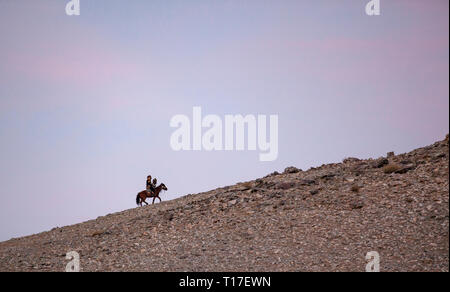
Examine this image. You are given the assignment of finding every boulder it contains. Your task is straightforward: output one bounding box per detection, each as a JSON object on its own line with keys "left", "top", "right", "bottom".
{"left": 372, "top": 157, "right": 389, "bottom": 168}
{"left": 283, "top": 166, "right": 301, "bottom": 174}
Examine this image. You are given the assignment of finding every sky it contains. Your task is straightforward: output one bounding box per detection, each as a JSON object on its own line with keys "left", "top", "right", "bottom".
{"left": 0, "top": 0, "right": 448, "bottom": 241}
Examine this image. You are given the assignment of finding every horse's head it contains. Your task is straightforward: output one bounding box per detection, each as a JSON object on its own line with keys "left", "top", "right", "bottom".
{"left": 160, "top": 183, "right": 168, "bottom": 191}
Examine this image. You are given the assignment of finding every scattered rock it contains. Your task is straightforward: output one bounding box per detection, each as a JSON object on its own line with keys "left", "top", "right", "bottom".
{"left": 350, "top": 202, "right": 364, "bottom": 210}
{"left": 343, "top": 157, "right": 360, "bottom": 163}
{"left": 298, "top": 179, "right": 316, "bottom": 186}
{"left": 321, "top": 173, "right": 336, "bottom": 180}
{"left": 434, "top": 152, "right": 446, "bottom": 160}
{"left": 90, "top": 230, "right": 111, "bottom": 237}
{"left": 372, "top": 157, "right": 389, "bottom": 168}
{"left": 276, "top": 182, "right": 296, "bottom": 190}
{"left": 164, "top": 212, "right": 174, "bottom": 221}
{"left": 382, "top": 163, "right": 402, "bottom": 174}
{"left": 394, "top": 164, "right": 416, "bottom": 174}
{"left": 310, "top": 189, "right": 319, "bottom": 196}
{"left": 350, "top": 184, "right": 360, "bottom": 193}
{"left": 283, "top": 166, "right": 301, "bottom": 174}
{"left": 265, "top": 171, "right": 280, "bottom": 177}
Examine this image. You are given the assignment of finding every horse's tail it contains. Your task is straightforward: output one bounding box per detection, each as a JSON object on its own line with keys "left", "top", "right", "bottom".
{"left": 136, "top": 194, "right": 140, "bottom": 205}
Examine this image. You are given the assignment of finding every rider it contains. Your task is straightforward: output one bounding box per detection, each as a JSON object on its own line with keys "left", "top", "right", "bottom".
{"left": 146, "top": 175, "right": 155, "bottom": 195}
{"left": 152, "top": 178, "right": 157, "bottom": 189}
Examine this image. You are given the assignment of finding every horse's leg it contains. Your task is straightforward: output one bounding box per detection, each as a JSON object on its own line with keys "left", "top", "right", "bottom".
{"left": 157, "top": 196, "right": 161, "bottom": 203}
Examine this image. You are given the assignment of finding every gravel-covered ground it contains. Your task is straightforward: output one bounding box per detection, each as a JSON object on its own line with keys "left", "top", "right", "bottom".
{"left": 0, "top": 136, "right": 448, "bottom": 272}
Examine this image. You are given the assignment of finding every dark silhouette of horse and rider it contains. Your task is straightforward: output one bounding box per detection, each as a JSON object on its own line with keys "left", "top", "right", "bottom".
{"left": 136, "top": 175, "right": 167, "bottom": 206}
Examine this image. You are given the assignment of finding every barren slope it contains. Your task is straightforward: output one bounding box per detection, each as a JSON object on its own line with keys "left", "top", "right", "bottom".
{"left": 0, "top": 136, "right": 448, "bottom": 272}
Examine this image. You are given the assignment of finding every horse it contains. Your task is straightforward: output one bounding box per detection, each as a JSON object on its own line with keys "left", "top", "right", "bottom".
{"left": 136, "top": 183, "right": 168, "bottom": 206}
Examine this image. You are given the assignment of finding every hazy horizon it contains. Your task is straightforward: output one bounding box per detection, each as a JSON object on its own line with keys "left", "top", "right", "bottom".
{"left": 0, "top": 0, "right": 448, "bottom": 241}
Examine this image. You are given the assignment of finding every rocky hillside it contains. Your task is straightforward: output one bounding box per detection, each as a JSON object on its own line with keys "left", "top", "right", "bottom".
{"left": 0, "top": 136, "right": 448, "bottom": 272}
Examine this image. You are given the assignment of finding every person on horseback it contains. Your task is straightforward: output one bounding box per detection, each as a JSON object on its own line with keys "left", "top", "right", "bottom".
{"left": 146, "top": 175, "right": 155, "bottom": 195}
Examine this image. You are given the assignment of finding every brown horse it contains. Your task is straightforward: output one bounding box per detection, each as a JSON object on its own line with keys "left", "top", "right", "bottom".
{"left": 136, "top": 183, "right": 168, "bottom": 206}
